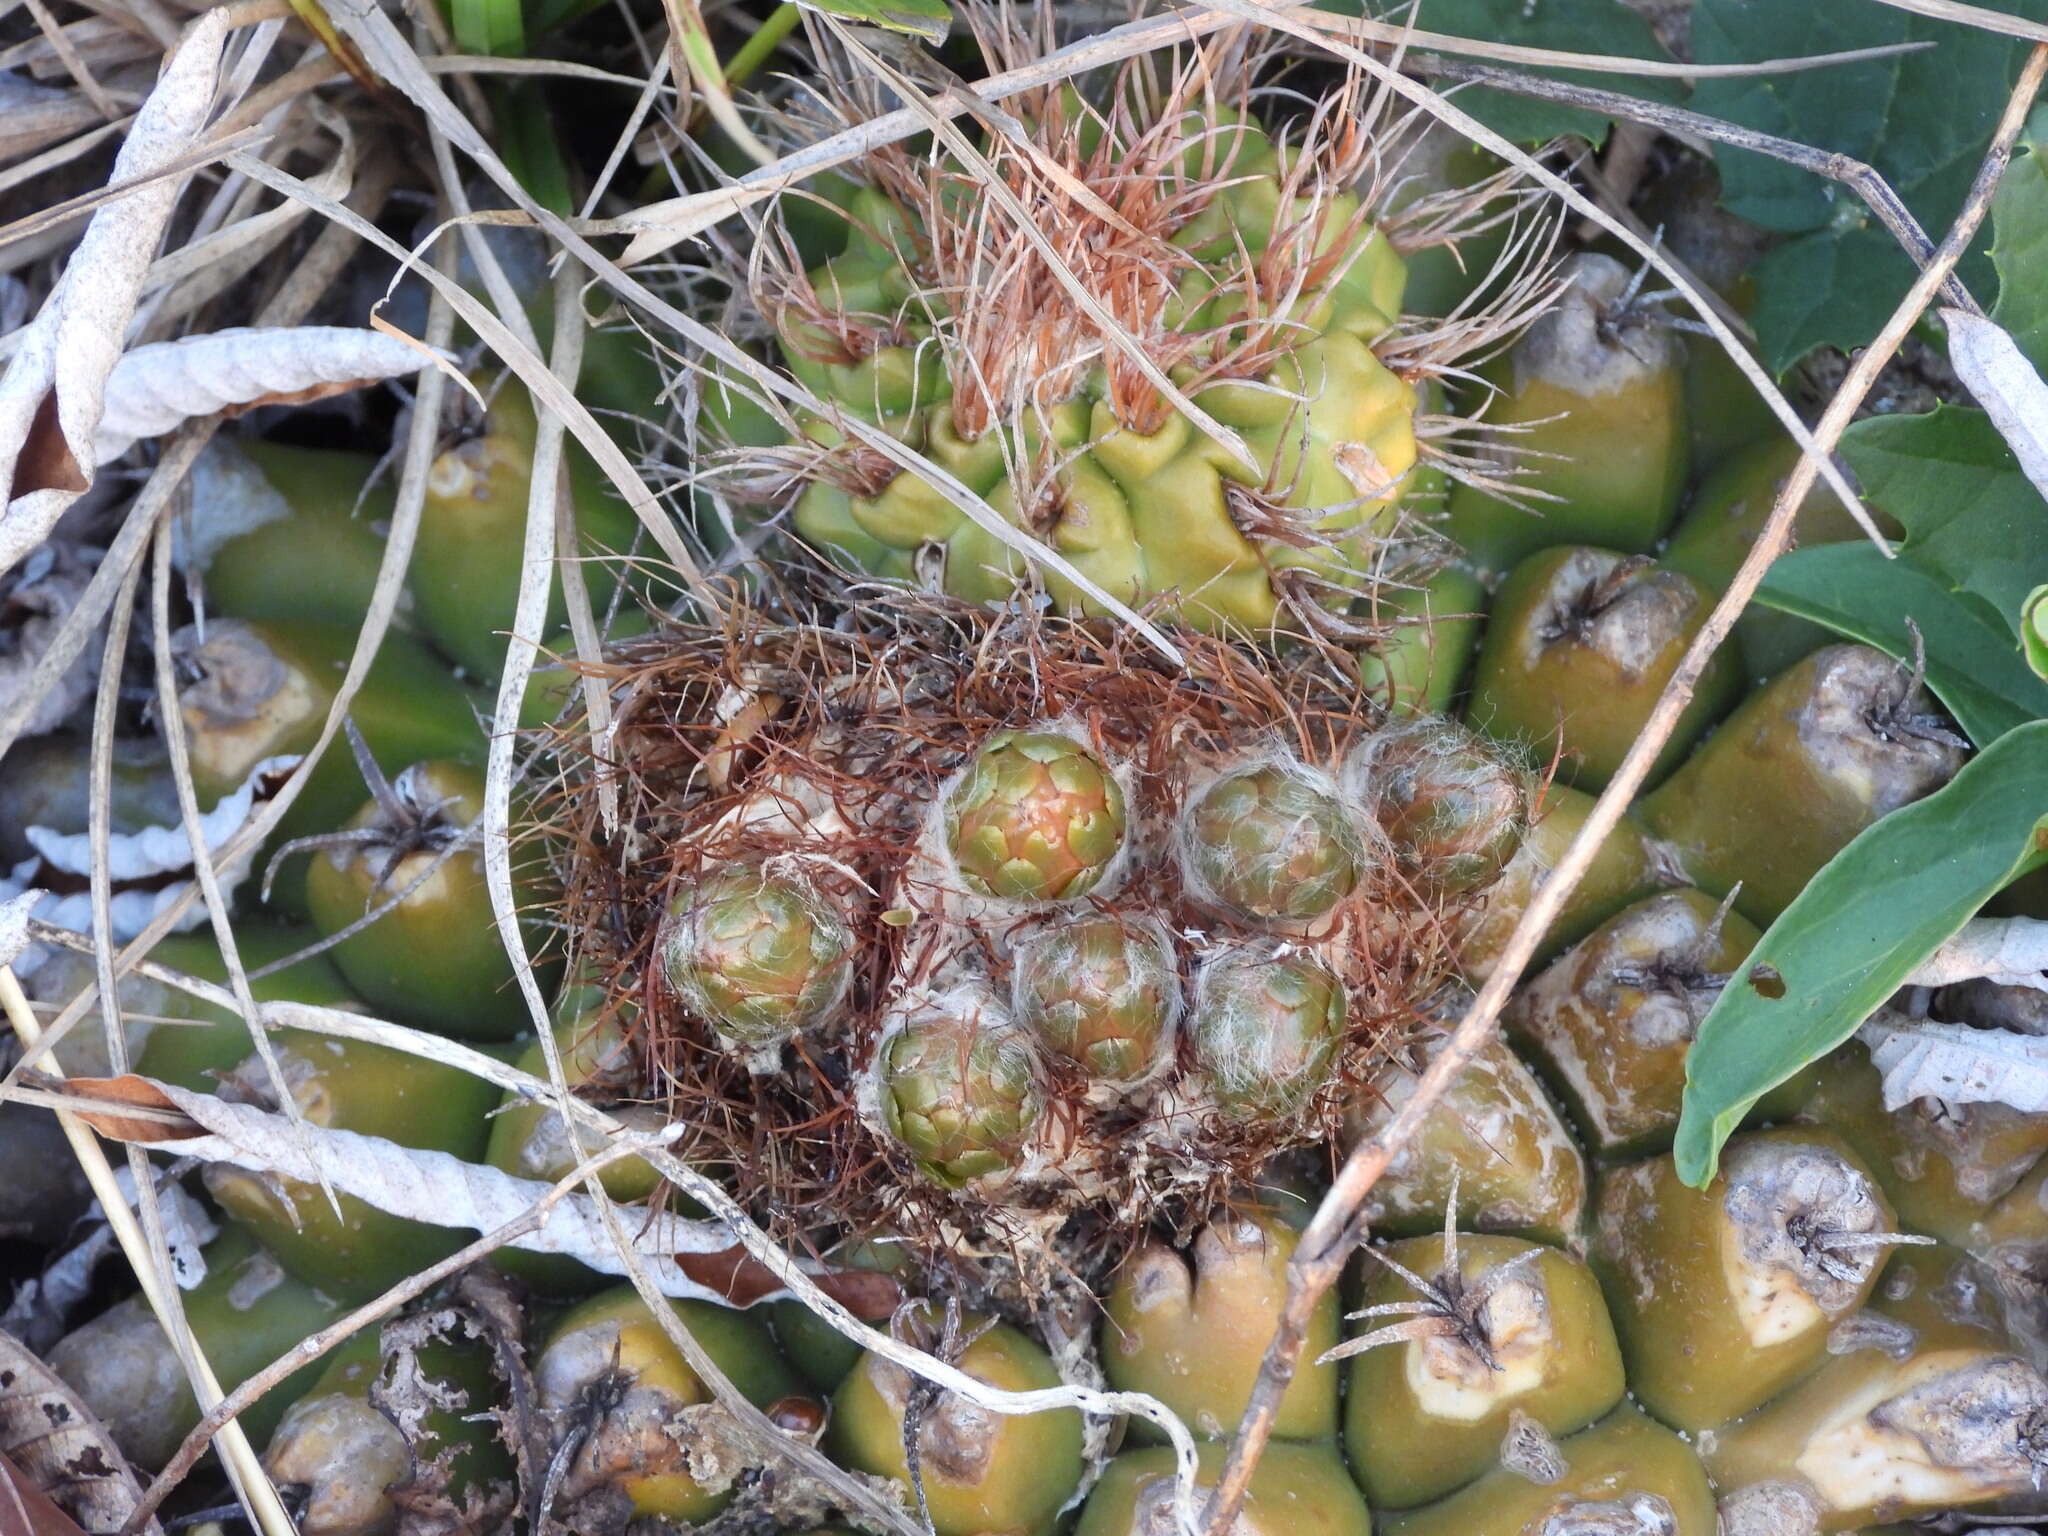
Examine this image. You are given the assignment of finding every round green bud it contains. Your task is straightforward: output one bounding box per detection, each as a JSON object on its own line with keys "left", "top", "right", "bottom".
{"left": 1181, "top": 762, "right": 1363, "bottom": 923}
{"left": 1187, "top": 946, "right": 1346, "bottom": 1122}
{"left": 1350, "top": 718, "right": 1529, "bottom": 895}
{"left": 944, "top": 730, "right": 1127, "bottom": 902}
{"left": 877, "top": 988, "right": 1045, "bottom": 1187}
{"left": 1009, "top": 912, "right": 1180, "bottom": 1086}
{"left": 661, "top": 865, "right": 855, "bottom": 1048}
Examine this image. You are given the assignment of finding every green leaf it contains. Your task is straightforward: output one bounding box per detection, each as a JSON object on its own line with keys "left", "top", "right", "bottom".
{"left": 1674, "top": 719, "right": 2048, "bottom": 1188}
{"left": 1759, "top": 541, "right": 2048, "bottom": 747}
{"left": 450, "top": 0, "right": 524, "bottom": 57}
{"left": 1691, "top": 0, "right": 2048, "bottom": 370}
{"left": 794, "top": 0, "right": 949, "bottom": 45}
{"left": 1988, "top": 110, "right": 2048, "bottom": 372}
{"left": 1843, "top": 405, "right": 2048, "bottom": 638}
{"left": 1314, "top": 0, "right": 1678, "bottom": 143}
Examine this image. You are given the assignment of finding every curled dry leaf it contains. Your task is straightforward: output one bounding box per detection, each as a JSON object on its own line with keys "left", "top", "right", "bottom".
{"left": 92, "top": 328, "right": 448, "bottom": 465}
{"left": 1903, "top": 916, "right": 2048, "bottom": 990}
{"left": 52, "top": 1073, "right": 904, "bottom": 1313}
{"left": 0, "top": 754, "right": 301, "bottom": 966}
{"left": 1944, "top": 307, "right": 2048, "bottom": 506}
{"left": 0, "top": 542, "right": 102, "bottom": 740}
{"left": 0, "top": 10, "right": 229, "bottom": 577}
{"left": 1858, "top": 1016, "right": 2048, "bottom": 1114}
{"left": 0, "top": 1328, "right": 158, "bottom": 1536}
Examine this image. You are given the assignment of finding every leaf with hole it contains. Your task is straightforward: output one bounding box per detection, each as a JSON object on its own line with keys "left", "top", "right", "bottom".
{"left": 1674, "top": 719, "right": 2048, "bottom": 1188}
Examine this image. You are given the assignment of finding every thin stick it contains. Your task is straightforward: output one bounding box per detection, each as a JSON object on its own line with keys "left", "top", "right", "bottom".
{"left": 1192, "top": 37, "right": 2048, "bottom": 1536}
{"left": 0, "top": 968, "right": 296, "bottom": 1536}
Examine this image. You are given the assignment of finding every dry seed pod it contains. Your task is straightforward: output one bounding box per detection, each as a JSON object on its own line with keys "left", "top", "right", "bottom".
{"left": 1592, "top": 1129, "right": 1908, "bottom": 1432}
{"left": 1380, "top": 1405, "right": 1716, "bottom": 1536}
{"left": 1339, "top": 1233, "right": 1626, "bottom": 1509}
{"left": 1343, "top": 1032, "right": 1587, "bottom": 1246}
{"left": 660, "top": 863, "right": 857, "bottom": 1051}
{"left": 1796, "top": 1040, "right": 2048, "bottom": 1247}
{"left": 1349, "top": 716, "right": 1529, "bottom": 896}
{"left": 1179, "top": 759, "right": 1365, "bottom": 925}
{"left": 1506, "top": 888, "right": 1766, "bottom": 1157}
{"left": 828, "top": 1303, "right": 1084, "bottom": 1536}
{"left": 1707, "top": 1344, "right": 2048, "bottom": 1533}
{"left": 1467, "top": 547, "right": 1740, "bottom": 791}
{"left": 1638, "top": 644, "right": 1968, "bottom": 927}
{"left": 1186, "top": 944, "right": 1347, "bottom": 1123}
{"left": 1009, "top": 910, "right": 1180, "bottom": 1088}
{"left": 1074, "top": 1441, "right": 1371, "bottom": 1536}
{"left": 1101, "top": 1206, "right": 1341, "bottom": 1442}
{"left": 873, "top": 982, "right": 1046, "bottom": 1188}
{"left": 942, "top": 728, "right": 1127, "bottom": 903}
{"left": 1442, "top": 251, "right": 1690, "bottom": 573}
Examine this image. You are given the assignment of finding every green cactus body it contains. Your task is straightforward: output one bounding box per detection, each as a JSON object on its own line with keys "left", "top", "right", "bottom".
{"left": 1638, "top": 645, "right": 1967, "bottom": 927}
{"left": 1187, "top": 946, "right": 1346, "bottom": 1122}
{"left": 829, "top": 1306, "right": 1084, "bottom": 1536}
{"left": 662, "top": 865, "right": 855, "bottom": 1046}
{"left": 1355, "top": 564, "right": 1489, "bottom": 717}
{"left": 1009, "top": 912, "right": 1178, "bottom": 1086}
{"left": 1442, "top": 252, "right": 1689, "bottom": 574}
{"left": 1076, "top": 1442, "right": 1371, "bottom": 1536}
{"left": 1181, "top": 762, "right": 1362, "bottom": 923}
{"left": 943, "top": 730, "right": 1127, "bottom": 902}
{"left": 1592, "top": 1130, "right": 1903, "bottom": 1433}
{"left": 1381, "top": 1406, "right": 1717, "bottom": 1536}
{"left": 877, "top": 989, "right": 1045, "bottom": 1186}
{"left": 1467, "top": 547, "right": 1741, "bottom": 791}
{"left": 1344, "top": 1034, "right": 1586, "bottom": 1246}
{"left": 1663, "top": 434, "right": 1895, "bottom": 685}
{"left": 1102, "top": 1209, "right": 1341, "bottom": 1442}
{"left": 766, "top": 116, "right": 1428, "bottom": 637}
{"left": 1343, "top": 1234, "right": 1626, "bottom": 1510}
{"left": 1506, "top": 888, "right": 1772, "bottom": 1158}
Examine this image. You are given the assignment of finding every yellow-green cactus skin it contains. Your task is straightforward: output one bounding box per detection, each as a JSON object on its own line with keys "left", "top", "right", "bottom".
{"left": 1380, "top": 1406, "right": 1717, "bottom": 1536}
{"left": 766, "top": 111, "right": 1428, "bottom": 637}
{"left": 1343, "top": 1234, "right": 1626, "bottom": 1509}
{"left": 1102, "top": 1208, "right": 1341, "bottom": 1442}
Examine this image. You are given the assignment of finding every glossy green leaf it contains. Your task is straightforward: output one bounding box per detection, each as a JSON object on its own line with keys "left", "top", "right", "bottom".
{"left": 1989, "top": 110, "right": 2048, "bottom": 371}
{"left": 1674, "top": 720, "right": 2048, "bottom": 1188}
{"left": 1759, "top": 541, "right": 2048, "bottom": 747}
{"left": 794, "top": 0, "right": 948, "bottom": 45}
{"left": 1691, "top": 0, "right": 2048, "bottom": 371}
{"left": 1844, "top": 404, "right": 2048, "bottom": 638}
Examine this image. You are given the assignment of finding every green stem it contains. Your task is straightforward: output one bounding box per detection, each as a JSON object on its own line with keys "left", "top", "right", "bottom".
{"left": 723, "top": 1, "right": 800, "bottom": 91}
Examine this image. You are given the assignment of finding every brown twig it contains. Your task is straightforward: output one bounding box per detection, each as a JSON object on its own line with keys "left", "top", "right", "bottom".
{"left": 1193, "top": 37, "right": 2048, "bottom": 1536}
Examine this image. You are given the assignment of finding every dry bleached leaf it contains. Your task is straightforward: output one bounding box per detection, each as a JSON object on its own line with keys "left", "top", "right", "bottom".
{"left": 92, "top": 328, "right": 447, "bottom": 465}
{"left": 0, "top": 1327, "right": 158, "bottom": 1536}
{"left": 0, "top": 10, "right": 227, "bottom": 577}
{"left": 1943, "top": 307, "right": 2048, "bottom": 507}
{"left": 1903, "top": 916, "right": 2048, "bottom": 989}
{"left": 1859, "top": 1016, "right": 2048, "bottom": 1113}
